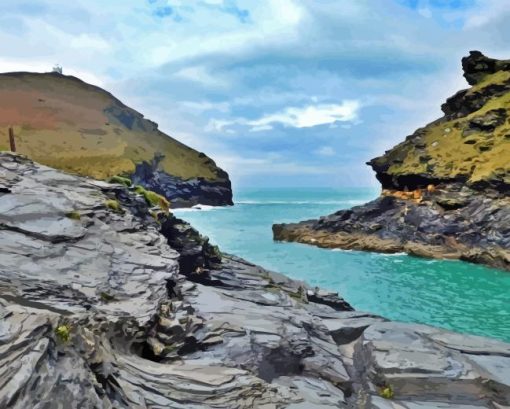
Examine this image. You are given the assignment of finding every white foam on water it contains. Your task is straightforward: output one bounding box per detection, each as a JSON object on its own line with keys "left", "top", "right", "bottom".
{"left": 174, "top": 204, "right": 222, "bottom": 212}
{"left": 377, "top": 252, "right": 407, "bottom": 257}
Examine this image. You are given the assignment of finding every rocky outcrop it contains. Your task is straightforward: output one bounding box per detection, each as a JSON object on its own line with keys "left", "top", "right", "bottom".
{"left": 273, "top": 183, "right": 510, "bottom": 271}
{"left": 2, "top": 152, "right": 510, "bottom": 408}
{"left": 462, "top": 50, "right": 510, "bottom": 86}
{"left": 273, "top": 51, "right": 510, "bottom": 271}
{"left": 131, "top": 153, "right": 233, "bottom": 208}
{"left": 0, "top": 72, "right": 233, "bottom": 207}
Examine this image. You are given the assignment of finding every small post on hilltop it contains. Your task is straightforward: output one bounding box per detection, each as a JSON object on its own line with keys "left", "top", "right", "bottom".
{"left": 8, "top": 127, "right": 16, "bottom": 152}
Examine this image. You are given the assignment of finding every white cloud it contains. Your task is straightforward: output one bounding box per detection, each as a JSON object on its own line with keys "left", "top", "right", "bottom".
{"left": 315, "top": 146, "right": 336, "bottom": 157}
{"left": 462, "top": 0, "right": 509, "bottom": 28}
{"left": 205, "top": 119, "right": 235, "bottom": 133}
{"left": 213, "top": 152, "right": 336, "bottom": 178}
{"left": 418, "top": 8, "right": 432, "bottom": 18}
{"left": 69, "top": 34, "right": 111, "bottom": 51}
{"left": 180, "top": 100, "right": 230, "bottom": 113}
{"left": 175, "top": 66, "right": 227, "bottom": 87}
{"left": 249, "top": 101, "right": 360, "bottom": 129}
{"left": 205, "top": 100, "right": 360, "bottom": 133}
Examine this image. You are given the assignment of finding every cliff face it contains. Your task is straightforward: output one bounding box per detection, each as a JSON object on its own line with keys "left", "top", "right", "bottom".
{"left": 369, "top": 51, "right": 509, "bottom": 193}
{"left": 274, "top": 52, "right": 510, "bottom": 271}
{"left": 1, "top": 152, "right": 510, "bottom": 408}
{"left": 0, "top": 72, "right": 233, "bottom": 207}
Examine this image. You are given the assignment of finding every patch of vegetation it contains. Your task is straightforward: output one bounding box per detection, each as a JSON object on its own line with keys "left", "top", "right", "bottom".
{"left": 104, "top": 199, "right": 123, "bottom": 213}
{"left": 379, "top": 384, "right": 394, "bottom": 400}
{"left": 100, "top": 291, "right": 116, "bottom": 302}
{"left": 108, "top": 175, "right": 132, "bottom": 187}
{"left": 134, "top": 185, "right": 170, "bottom": 213}
{"left": 55, "top": 324, "right": 71, "bottom": 343}
{"left": 289, "top": 285, "right": 307, "bottom": 302}
{"left": 467, "top": 70, "right": 510, "bottom": 94}
{"left": 65, "top": 211, "right": 81, "bottom": 220}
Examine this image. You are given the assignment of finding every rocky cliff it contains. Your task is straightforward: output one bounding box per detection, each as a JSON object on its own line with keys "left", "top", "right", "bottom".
{"left": 0, "top": 72, "right": 233, "bottom": 207}
{"left": 274, "top": 51, "right": 510, "bottom": 271}
{"left": 1, "top": 152, "right": 510, "bottom": 408}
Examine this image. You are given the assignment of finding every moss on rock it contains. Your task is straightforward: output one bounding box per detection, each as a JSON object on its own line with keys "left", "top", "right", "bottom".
{"left": 108, "top": 175, "right": 132, "bottom": 187}
{"left": 134, "top": 185, "right": 170, "bottom": 213}
{"left": 104, "top": 199, "right": 123, "bottom": 213}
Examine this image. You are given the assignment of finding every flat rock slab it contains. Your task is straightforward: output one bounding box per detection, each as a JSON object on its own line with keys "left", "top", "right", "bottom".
{"left": 356, "top": 322, "right": 510, "bottom": 406}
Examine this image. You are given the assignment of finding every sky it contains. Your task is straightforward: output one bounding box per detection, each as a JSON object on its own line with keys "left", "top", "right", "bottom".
{"left": 1, "top": 0, "right": 510, "bottom": 188}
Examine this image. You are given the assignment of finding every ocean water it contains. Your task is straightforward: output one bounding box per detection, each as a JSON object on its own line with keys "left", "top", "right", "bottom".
{"left": 174, "top": 188, "right": 510, "bottom": 342}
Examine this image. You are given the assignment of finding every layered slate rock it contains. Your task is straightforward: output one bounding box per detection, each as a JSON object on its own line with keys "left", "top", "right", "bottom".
{"left": 0, "top": 72, "right": 233, "bottom": 207}
{"left": 1, "top": 152, "right": 509, "bottom": 408}
{"left": 273, "top": 51, "right": 510, "bottom": 271}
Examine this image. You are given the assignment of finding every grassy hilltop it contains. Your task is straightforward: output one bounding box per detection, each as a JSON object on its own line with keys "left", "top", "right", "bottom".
{"left": 0, "top": 72, "right": 223, "bottom": 182}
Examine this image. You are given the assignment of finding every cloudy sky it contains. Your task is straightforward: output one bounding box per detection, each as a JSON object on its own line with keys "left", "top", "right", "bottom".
{"left": 1, "top": 0, "right": 509, "bottom": 188}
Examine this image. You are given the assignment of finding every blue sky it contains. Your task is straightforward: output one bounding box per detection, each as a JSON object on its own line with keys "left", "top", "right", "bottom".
{"left": 1, "top": 0, "right": 509, "bottom": 188}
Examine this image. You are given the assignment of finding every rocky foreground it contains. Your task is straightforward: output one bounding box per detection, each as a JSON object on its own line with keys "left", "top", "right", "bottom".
{"left": 1, "top": 155, "right": 510, "bottom": 408}
{"left": 273, "top": 52, "right": 509, "bottom": 271}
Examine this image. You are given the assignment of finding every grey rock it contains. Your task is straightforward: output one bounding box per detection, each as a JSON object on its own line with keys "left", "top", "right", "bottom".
{"left": 0, "top": 152, "right": 509, "bottom": 408}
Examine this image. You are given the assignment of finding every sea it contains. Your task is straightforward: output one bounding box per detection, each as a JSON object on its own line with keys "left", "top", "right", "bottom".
{"left": 174, "top": 187, "right": 510, "bottom": 342}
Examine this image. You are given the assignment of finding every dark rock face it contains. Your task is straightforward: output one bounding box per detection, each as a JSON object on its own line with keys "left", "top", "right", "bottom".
{"left": 2, "top": 152, "right": 510, "bottom": 408}
{"left": 131, "top": 154, "right": 233, "bottom": 208}
{"left": 462, "top": 50, "right": 510, "bottom": 86}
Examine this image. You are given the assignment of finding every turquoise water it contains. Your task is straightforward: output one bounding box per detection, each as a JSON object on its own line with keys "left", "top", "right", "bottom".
{"left": 174, "top": 188, "right": 510, "bottom": 342}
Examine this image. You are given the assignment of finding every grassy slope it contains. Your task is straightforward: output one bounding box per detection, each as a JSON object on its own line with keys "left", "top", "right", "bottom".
{"left": 371, "top": 70, "right": 510, "bottom": 187}
{"left": 0, "top": 72, "right": 222, "bottom": 181}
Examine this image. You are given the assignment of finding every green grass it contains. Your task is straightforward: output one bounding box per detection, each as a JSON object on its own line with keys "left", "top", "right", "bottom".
{"left": 379, "top": 385, "right": 394, "bottom": 399}
{"left": 104, "top": 199, "right": 123, "bottom": 213}
{"left": 55, "top": 324, "right": 71, "bottom": 343}
{"left": 100, "top": 291, "right": 116, "bottom": 302}
{"left": 108, "top": 175, "right": 132, "bottom": 187}
{"left": 134, "top": 185, "right": 170, "bottom": 213}
{"left": 65, "top": 211, "right": 81, "bottom": 220}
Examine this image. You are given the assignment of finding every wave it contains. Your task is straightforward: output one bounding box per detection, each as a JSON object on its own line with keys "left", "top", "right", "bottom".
{"left": 376, "top": 252, "right": 408, "bottom": 257}
{"left": 173, "top": 204, "right": 221, "bottom": 212}
{"left": 236, "top": 200, "right": 366, "bottom": 205}
{"left": 330, "top": 249, "right": 408, "bottom": 257}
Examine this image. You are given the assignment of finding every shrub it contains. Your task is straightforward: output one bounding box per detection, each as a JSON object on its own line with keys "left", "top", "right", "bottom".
{"left": 108, "top": 175, "right": 132, "bottom": 187}
{"left": 100, "top": 291, "right": 116, "bottom": 302}
{"left": 104, "top": 199, "right": 123, "bottom": 213}
{"left": 55, "top": 324, "right": 71, "bottom": 343}
{"left": 134, "top": 185, "right": 170, "bottom": 213}
{"left": 65, "top": 211, "right": 81, "bottom": 220}
{"left": 379, "top": 385, "right": 394, "bottom": 399}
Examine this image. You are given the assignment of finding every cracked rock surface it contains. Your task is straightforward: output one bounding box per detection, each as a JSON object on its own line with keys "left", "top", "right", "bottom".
{"left": 0, "top": 152, "right": 509, "bottom": 408}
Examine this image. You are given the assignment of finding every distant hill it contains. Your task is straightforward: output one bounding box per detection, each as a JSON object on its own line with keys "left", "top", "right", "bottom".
{"left": 0, "top": 72, "right": 232, "bottom": 207}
